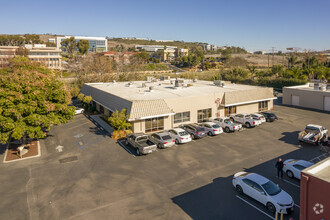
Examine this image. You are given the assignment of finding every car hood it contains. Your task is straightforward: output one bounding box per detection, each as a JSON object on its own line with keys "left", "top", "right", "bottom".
{"left": 270, "top": 190, "right": 293, "bottom": 205}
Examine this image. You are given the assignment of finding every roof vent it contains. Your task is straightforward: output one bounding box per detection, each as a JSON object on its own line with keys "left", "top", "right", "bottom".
{"left": 148, "top": 86, "right": 154, "bottom": 92}
{"left": 112, "top": 80, "right": 116, "bottom": 84}
{"left": 126, "top": 82, "right": 133, "bottom": 87}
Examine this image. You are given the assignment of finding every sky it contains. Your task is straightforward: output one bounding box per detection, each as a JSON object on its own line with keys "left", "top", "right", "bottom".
{"left": 1, "top": 0, "right": 329, "bottom": 52}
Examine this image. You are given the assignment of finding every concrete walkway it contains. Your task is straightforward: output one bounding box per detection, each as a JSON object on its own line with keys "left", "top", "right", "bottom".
{"left": 87, "top": 114, "right": 114, "bottom": 135}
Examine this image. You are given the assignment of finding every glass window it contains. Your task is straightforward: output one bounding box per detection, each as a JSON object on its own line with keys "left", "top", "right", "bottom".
{"left": 262, "top": 181, "right": 281, "bottom": 196}
{"left": 174, "top": 111, "right": 190, "bottom": 124}
{"left": 197, "top": 108, "right": 212, "bottom": 123}
{"left": 145, "top": 117, "right": 164, "bottom": 133}
{"left": 225, "top": 106, "right": 236, "bottom": 116}
{"left": 258, "top": 101, "right": 268, "bottom": 111}
{"left": 293, "top": 164, "right": 307, "bottom": 171}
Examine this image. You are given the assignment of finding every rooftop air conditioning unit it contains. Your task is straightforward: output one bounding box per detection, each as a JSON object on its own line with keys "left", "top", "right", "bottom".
{"left": 149, "top": 86, "right": 154, "bottom": 92}
{"left": 314, "top": 82, "right": 319, "bottom": 90}
{"left": 142, "top": 83, "right": 146, "bottom": 88}
{"left": 214, "top": 80, "right": 221, "bottom": 86}
{"left": 175, "top": 79, "right": 180, "bottom": 87}
{"left": 320, "top": 84, "right": 327, "bottom": 91}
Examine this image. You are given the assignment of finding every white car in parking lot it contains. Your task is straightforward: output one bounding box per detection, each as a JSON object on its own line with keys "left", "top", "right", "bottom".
{"left": 252, "top": 113, "right": 266, "bottom": 123}
{"left": 210, "top": 117, "right": 242, "bottom": 133}
{"left": 75, "top": 107, "right": 84, "bottom": 115}
{"left": 283, "top": 159, "right": 314, "bottom": 180}
{"left": 233, "top": 172, "right": 294, "bottom": 214}
{"left": 168, "top": 128, "right": 192, "bottom": 144}
{"left": 199, "top": 122, "right": 223, "bottom": 136}
{"left": 231, "top": 113, "right": 262, "bottom": 128}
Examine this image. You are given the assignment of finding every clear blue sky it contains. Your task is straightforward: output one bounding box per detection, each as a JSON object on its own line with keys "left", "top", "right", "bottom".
{"left": 1, "top": 0, "right": 329, "bottom": 52}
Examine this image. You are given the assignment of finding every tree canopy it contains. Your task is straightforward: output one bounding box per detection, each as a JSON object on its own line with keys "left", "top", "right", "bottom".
{"left": 77, "top": 40, "right": 89, "bottom": 55}
{"left": 0, "top": 57, "right": 75, "bottom": 144}
{"left": 61, "top": 37, "right": 77, "bottom": 55}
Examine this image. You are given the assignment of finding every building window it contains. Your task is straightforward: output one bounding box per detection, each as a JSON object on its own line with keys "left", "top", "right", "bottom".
{"left": 225, "top": 106, "right": 236, "bottom": 116}
{"left": 197, "top": 108, "right": 212, "bottom": 123}
{"left": 258, "top": 101, "right": 268, "bottom": 111}
{"left": 145, "top": 117, "right": 164, "bottom": 133}
{"left": 174, "top": 111, "right": 190, "bottom": 124}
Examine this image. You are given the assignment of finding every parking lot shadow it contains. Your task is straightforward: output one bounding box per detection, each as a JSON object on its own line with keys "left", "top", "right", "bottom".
{"left": 279, "top": 131, "right": 300, "bottom": 145}
{"left": 89, "top": 126, "right": 108, "bottom": 137}
{"left": 171, "top": 147, "right": 316, "bottom": 220}
{"left": 117, "top": 138, "right": 139, "bottom": 156}
{"left": 0, "top": 144, "right": 8, "bottom": 155}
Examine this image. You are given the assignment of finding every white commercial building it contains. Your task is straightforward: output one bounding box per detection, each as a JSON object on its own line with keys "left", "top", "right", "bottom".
{"left": 81, "top": 79, "right": 276, "bottom": 133}
{"left": 53, "top": 36, "right": 108, "bottom": 53}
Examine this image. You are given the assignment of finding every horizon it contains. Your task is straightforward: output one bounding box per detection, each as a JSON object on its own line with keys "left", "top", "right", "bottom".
{"left": 1, "top": 0, "right": 330, "bottom": 52}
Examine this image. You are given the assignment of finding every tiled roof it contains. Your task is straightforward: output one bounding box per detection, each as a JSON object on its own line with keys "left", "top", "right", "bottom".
{"left": 222, "top": 88, "right": 274, "bottom": 105}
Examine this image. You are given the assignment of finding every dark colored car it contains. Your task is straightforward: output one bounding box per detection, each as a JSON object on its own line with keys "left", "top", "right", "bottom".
{"left": 261, "top": 112, "right": 278, "bottom": 122}
{"left": 180, "top": 123, "right": 207, "bottom": 140}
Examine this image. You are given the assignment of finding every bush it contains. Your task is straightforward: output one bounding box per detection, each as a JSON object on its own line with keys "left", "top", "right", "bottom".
{"left": 111, "top": 130, "right": 132, "bottom": 140}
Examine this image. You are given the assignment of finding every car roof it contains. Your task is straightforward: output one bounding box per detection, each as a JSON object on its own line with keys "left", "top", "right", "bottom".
{"left": 244, "top": 173, "right": 269, "bottom": 185}
{"left": 171, "top": 128, "right": 186, "bottom": 132}
{"left": 295, "top": 160, "right": 314, "bottom": 166}
{"left": 202, "top": 122, "right": 217, "bottom": 125}
{"left": 253, "top": 113, "right": 263, "bottom": 116}
{"left": 306, "top": 124, "right": 323, "bottom": 129}
{"left": 157, "top": 131, "right": 171, "bottom": 136}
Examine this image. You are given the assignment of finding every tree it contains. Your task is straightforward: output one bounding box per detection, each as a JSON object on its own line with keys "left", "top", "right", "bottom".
{"left": 46, "top": 42, "right": 56, "bottom": 47}
{"left": 0, "top": 35, "right": 24, "bottom": 46}
{"left": 61, "top": 37, "right": 77, "bottom": 56}
{"left": 108, "top": 109, "right": 131, "bottom": 130}
{"left": 24, "top": 34, "right": 43, "bottom": 45}
{"left": 77, "top": 40, "right": 89, "bottom": 55}
{"left": 0, "top": 57, "right": 75, "bottom": 144}
{"left": 15, "top": 47, "right": 29, "bottom": 57}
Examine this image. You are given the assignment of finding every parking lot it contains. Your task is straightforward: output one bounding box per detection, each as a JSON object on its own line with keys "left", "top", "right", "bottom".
{"left": 0, "top": 104, "right": 329, "bottom": 220}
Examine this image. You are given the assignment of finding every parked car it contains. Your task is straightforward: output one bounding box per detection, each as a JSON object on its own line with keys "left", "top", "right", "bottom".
{"left": 283, "top": 159, "right": 314, "bottom": 180}
{"left": 149, "top": 131, "right": 175, "bottom": 149}
{"left": 233, "top": 172, "right": 294, "bottom": 214}
{"left": 125, "top": 133, "right": 157, "bottom": 156}
{"left": 230, "top": 113, "right": 262, "bottom": 128}
{"left": 210, "top": 117, "right": 242, "bottom": 133}
{"left": 168, "top": 128, "right": 192, "bottom": 144}
{"left": 298, "top": 124, "right": 328, "bottom": 145}
{"left": 261, "top": 112, "right": 278, "bottom": 122}
{"left": 180, "top": 123, "right": 207, "bottom": 139}
{"left": 199, "top": 122, "right": 223, "bottom": 136}
{"left": 75, "top": 107, "right": 84, "bottom": 115}
{"left": 252, "top": 113, "right": 266, "bottom": 123}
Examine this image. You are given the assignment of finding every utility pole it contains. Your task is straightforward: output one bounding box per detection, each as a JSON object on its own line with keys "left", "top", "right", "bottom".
{"left": 271, "top": 47, "right": 275, "bottom": 66}
{"left": 268, "top": 53, "right": 270, "bottom": 69}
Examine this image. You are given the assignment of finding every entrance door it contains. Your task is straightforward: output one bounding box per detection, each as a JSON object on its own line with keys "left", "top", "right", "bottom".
{"left": 324, "top": 97, "right": 330, "bottom": 111}
{"left": 292, "top": 95, "right": 300, "bottom": 106}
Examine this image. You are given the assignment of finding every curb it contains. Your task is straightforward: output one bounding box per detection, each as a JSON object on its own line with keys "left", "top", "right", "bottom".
{"left": 3, "top": 141, "right": 41, "bottom": 163}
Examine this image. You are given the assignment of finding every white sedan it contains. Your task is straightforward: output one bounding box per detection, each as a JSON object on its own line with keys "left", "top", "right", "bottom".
{"left": 168, "top": 128, "right": 192, "bottom": 144}
{"left": 199, "top": 122, "right": 223, "bottom": 136}
{"left": 233, "top": 172, "right": 294, "bottom": 214}
{"left": 75, "top": 107, "right": 84, "bottom": 115}
{"left": 283, "top": 159, "right": 314, "bottom": 180}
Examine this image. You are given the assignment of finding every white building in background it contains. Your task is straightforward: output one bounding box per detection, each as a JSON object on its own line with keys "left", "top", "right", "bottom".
{"left": 135, "top": 45, "right": 177, "bottom": 52}
{"left": 51, "top": 36, "right": 108, "bottom": 53}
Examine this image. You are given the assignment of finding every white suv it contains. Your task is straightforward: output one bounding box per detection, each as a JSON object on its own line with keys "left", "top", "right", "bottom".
{"left": 231, "top": 113, "right": 262, "bottom": 128}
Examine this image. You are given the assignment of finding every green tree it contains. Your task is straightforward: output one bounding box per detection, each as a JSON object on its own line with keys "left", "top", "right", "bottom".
{"left": 0, "top": 57, "right": 75, "bottom": 144}
{"left": 15, "top": 46, "right": 29, "bottom": 57}
{"left": 46, "top": 42, "right": 56, "bottom": 47}
{"left": 77, "top": 40, "right": 90, "bottom": 55}
{"left": 61, "top": 37, "right": 77, "bottom": 56}
{"left": 108, "top": 109, "right": 131, "bottom": 130}
{"left": 24, "top": 34, "right": 43, "bottom": 45}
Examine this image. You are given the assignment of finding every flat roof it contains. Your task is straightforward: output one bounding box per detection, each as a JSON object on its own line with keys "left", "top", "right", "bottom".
{"left": 285, "top": 83, "right": 330, "bottom": 93}
{"left": 84, "top": 80, "right": 270, "bottom": 101}
{"left": 304, "top": 158, "right": 330, "bottom": 183}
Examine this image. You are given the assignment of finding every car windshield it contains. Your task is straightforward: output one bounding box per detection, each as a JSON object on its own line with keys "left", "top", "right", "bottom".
{"left": 196, "top": 127, "right": 205, "bottom": 132}
{"left": 212, "top": 124, "right": 220, "bottom": 128}
{"left": 224, "top": 119, "right": 231, "bottom": 123}
{"left": 305, "top": 126, "right": 319, "bottom": 133}
{"left": 162, "top": 135, "right": 172, "bottom": 140}
{"left": 262, "top": 181, "right": 281, "bottom": 196}
{"left": 179, "top": 131, "right": 188, "bottom": 136}
{"left": 245, "top": 115, "right": 252, "bottom": 118}
{"left": 136, "top": 136, "right": 148, "bottom": 142}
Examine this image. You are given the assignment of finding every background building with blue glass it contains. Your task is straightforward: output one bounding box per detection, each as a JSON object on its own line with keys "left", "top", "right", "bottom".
{"left": 53, "top": 36, "right": 108, "bottom": 53}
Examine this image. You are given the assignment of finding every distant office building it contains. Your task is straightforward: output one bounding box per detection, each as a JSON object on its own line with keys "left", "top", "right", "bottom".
{"left": 200, "top": 44, "right": 211, "bottom": 51}
{"left": 0, "top": 45, "right": 62, "bottom": 69}
{"left": 175, "top": 48, "right": 189, "bottom": 57}
{"left": 211, "top": 45, "right": 218, "bottom": 51}
{"left": 135, "top": 45, "right": 177, "bottom": 52}
{"left": 155, "top": 40, "right": 174, "bottom": 42}
{"left": 53, "top": 36, "right": 108, "bottom": 53}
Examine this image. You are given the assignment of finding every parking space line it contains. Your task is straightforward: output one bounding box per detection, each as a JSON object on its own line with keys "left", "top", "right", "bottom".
{"left": 117, "top": 140, "right": 136, "bottom": 157}
{"left": 309, "top": 153, "right": 328, "bottom": 163}
{"left": 281, "top": 179, "right": 300, "bottom": 188}
{"left": 236, "top": 195, "right": 275, "bottom": 220}
{"left": 294, "top": 204, "right": 300, "bottom": 208}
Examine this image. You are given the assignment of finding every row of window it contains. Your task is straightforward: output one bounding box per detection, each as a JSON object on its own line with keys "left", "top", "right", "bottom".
{"left": 29, "top": 52, "right": 60, "bottom": 56}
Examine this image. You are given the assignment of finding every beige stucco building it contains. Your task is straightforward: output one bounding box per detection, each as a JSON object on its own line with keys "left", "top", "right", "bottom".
{"left": 0, "top": 45, "right": 62, "bottom": 69}
{"left": 283, "top": 83, "right": 330, "bottom": 112}
{"left": 81, "top": 79, "right": 276, "bottom": 133}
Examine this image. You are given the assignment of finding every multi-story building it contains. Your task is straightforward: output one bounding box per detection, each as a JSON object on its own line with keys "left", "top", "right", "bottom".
{"left": 0, "top": 45, "right": 62, "bottom": 69}
{"left": 53, "top": 36, "right": 108, "bottom": 53}
{"left": 81, "top": 79, "right": 276, "bottom": 133}
{"left": 175, "top": 48, "right": 189, "bottom": 57}
{"left": 135, "top": 45, "right": 177, "bottom": 52}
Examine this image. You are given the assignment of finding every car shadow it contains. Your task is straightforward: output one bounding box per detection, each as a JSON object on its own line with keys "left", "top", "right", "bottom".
{"left": 279, "top": 131, "right": 301, "bottom": 145}
{"left": 171, "top": 147, "right": 317, "bottom": 220}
